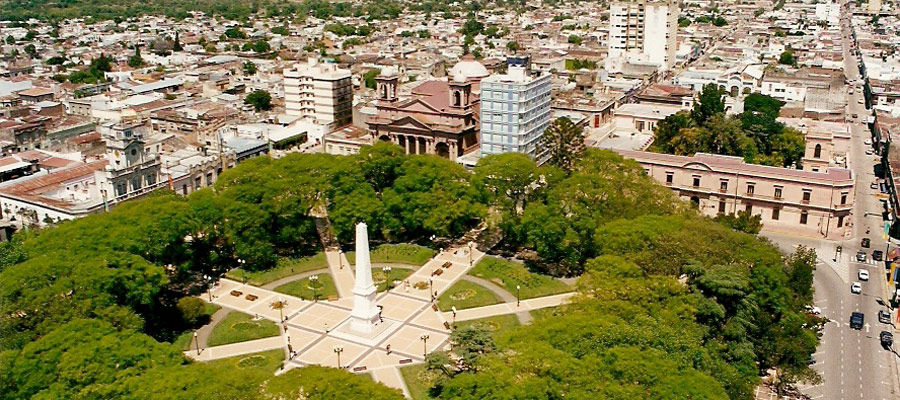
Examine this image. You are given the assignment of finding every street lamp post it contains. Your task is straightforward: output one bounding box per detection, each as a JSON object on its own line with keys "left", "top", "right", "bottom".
{"left": 339, "top": 250, "right": 343, "bottom": 269}
{"left": 205, "top": 275, "right": 212, "bottom": 302}
{"left": 237, "top": 259, "right": 246, "bottom": 284}
{"left": 468, "top": 242, "right": 473, "bottom": 266}
{"left": 429, "top": 279, "right": 434, "bottom": 302}
{"left": 193, "top": 331, "right": 200, "bottom": 355}
{"left": 516, "top": 285, "right": 521, "bottom": 307}
{"left": 334, "top": 346, "right": 343, "bottom": 368}
{"left": 310, "top": 275, "right": 319, "bottom": 302}
{"left": 420, "top": 334, "right": 430, "bottom": 357}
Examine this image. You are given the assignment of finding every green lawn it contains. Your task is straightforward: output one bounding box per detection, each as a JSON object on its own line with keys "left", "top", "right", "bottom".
{"left": 207, "top": 312, "right": 281, "bottom": 347}
{"left": 373, "top": 267, "right": 414, "bottom": 292}
{"left": 455, "top": 314, "right": 520, "bottom": 334}
{"left": 436, "top": 280, "right": 502, "bottom": 312}
{"left": 225, "top": 252, "right": 328, "bottom": 286}
{"left": 172, "top": 303, "right": 221, "bottom": 350}
{"left": 206, "top": 349, "right": 284, "bottom": 374}
{"left": 469, "top": 256, "right": 572, "bottom": 300}
{"left": 530, "top": 306, "right": 565, "bottom": 321}
{"left": 346, "top": 243, "right": 435, "bottom": 266}
{"left": 399, "top": 364, "right": 435, "bottom": 400}
{"left": 274, "top": 274, "right": 338, "bottom": 301}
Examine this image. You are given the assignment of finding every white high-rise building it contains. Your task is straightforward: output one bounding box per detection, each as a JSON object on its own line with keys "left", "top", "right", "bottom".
{"left": 283, "top": 58, "right": 353, "bottom": 128}
{"left": 606, "top": 0, "right": 678, "bottom": 74}
{"left": 479, "top": 58, "right": 552, "bottom": 160}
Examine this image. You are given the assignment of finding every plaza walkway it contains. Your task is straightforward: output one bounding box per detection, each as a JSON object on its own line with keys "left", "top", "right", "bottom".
{"left": 460, "top": 275, "right": 533, "bottom": 325}
{"left": 444, "top": 292, "right": 576, "bottom": 322}
{"left": 183, "top": 336, "right": 284, "bottom": 362}
{"left": 326, "top": 250, "right": 355, "bottom": 298}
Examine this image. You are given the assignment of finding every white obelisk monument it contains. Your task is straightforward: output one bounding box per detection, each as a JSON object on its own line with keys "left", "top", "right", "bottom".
{"left": 349, "top": 222, "right": 381, "bottom": 334}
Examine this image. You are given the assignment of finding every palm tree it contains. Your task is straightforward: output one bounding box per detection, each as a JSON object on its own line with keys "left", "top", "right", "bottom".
{"left": 539, "top": 117, "right": 584, "bottom": 172}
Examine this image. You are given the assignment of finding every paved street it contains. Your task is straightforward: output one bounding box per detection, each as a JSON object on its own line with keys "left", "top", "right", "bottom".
{"left": 771, "top": 5, "right": 900, "bottom": 399}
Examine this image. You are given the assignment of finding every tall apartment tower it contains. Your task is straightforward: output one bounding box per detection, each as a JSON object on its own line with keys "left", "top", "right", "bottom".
{"left": 479, "top": 57, "right": 552, "bottom": 161}
{"left": 283, "top": 58, "right": 353, "bottom": 128}
{"left": 606, "top": 0, "right": 678, "bottom": 74}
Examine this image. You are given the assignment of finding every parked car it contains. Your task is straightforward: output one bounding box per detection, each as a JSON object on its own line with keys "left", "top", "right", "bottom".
{"left": 872, "top": 182, "right": 879, "bottom": 189}
{"left": 866, "top": 149, "right": 874, "bottom": 155}
{"left": 878, "top": 310, "right": 892, "bottom": 324}
{"left": 805, "top": 305, "right": 822, "bottom": 315}
{"left": 862, "top": 238, "right": 871, "bottom": 248}
{"left": 859, "top": 269, "right": 870, "bottom": 281}
{"left": 873, "top": 250, "right": 883, "bottom": 261}
{"left": 850, "top": 312, "right": 865, "bottom": 329}
{"left": 865, "top": 139, "right": 872, "bottom": 146}
{"left": 851, "top": 282, "right": 863, "bottom": 294}
{"left": 857, "top": 251, "right": 867, "bottom": 262}
{"left": 880, "top": 331, "right": 893, "bottom": 347}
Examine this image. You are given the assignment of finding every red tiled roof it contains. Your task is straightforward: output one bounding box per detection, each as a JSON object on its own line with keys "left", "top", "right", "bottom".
{"left": 2, "top": 160, "right": 106, "bottom": 196}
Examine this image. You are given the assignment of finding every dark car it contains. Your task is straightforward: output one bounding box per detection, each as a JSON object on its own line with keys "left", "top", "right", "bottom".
{"left": 862, "top": 238, "right": 871, "bottom": 248}
{"left": 857, "top": 251, "right": 867, "bottom": 262}
{"left": 879, "top": 309, "right": 892, "bottom": 324}
{"left": 850, "top": 312, "right": 865, "bottom": 330}
{"left": 874, "top": 250, "right": 884, "bottom": 261}
{"left": 880, "top": 331, "right": 893, "bottom": 347}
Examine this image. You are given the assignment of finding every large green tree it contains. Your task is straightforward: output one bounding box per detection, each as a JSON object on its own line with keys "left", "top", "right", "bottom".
{"left": 540, "top": 117, "right": 585, "bottom": 173}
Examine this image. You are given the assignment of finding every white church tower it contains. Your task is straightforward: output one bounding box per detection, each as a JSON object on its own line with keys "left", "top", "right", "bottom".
{"left": 349, "top": 222, "right": 381, "bottom": 333}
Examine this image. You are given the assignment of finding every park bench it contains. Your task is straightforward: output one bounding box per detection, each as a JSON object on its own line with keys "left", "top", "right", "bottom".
{"left": 230, "top": 290, "right": 243, "bottom": 297}
{"left": 245, "top": 294, "right": 259, "bottom": 301}
{"left": 432, "top": 269, "right": 444, "bottom": 276}
{"left": 353, "top": 366, "right": 367, "bottom": 372}
{"left": 443, "top": 321, "right": 451, "bottom": 330}
{"left": 399, "top": 359, "right": 413, "bottom": 365}
{"left": 442, "top": 261, "right": 452, "bottom": 269}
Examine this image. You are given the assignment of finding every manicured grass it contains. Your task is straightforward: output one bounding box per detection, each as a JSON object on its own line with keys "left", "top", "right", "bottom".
{"left": 207, "top": 312, "right": 280, "bottom": 347}
{"left": 399, "top": 364, "right": 436, "bottom": 400}
{"left": 207, "top": 349, "right": 284, "bottom": 373}
{"left": 373, "top": 267, "right": 414, "bottom": 292}
{"left": 346, "top": 243, "right": 435, "bottom": 266}
{"left": 530, "top": 306, "right": 565, "bottom": 321}
{"left": 437, "top": 280, "right": 502, "bottom": 312}
{"left": 469, "top": 256, "right": 572, "bottom": 300}
{"left": 274, "top": 274, "right": 338, "bottom": 301}
{"left": 455, "top": 314, "right": 520, "bottom": 334}
{"left": 172, "top": 303, "right": 222, "bottom": 350}
{"left": 226, "top": 252, "right": 327, "bottom": 286}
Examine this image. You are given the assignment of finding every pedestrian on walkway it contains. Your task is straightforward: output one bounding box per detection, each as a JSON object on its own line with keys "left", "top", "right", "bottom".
{"left": 386, "top": 344, "right": 391, "bottom": 354}
{"left": 325, "top": 323, "right": 329, "bottom": 333}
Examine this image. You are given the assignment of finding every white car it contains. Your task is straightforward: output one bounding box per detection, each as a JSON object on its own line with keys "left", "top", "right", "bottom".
{"left": 865, "top": 139, "right": 872, "bottom": 146}
{"left": 866, "top": 149, "right": 874, "bottom": 155}
{"left": 859, "top": 269, "right": 870, "bottom": 281}
{"left": 851, "top": 282, "right": 863, "bottom": 294}
{"left": 859, "top": 98, "right": 865, "bottom": 104}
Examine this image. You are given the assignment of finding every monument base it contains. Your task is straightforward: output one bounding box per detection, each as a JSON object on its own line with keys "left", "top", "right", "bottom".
{"left": 330, "top": 317, "right": 401, "bottom": 347}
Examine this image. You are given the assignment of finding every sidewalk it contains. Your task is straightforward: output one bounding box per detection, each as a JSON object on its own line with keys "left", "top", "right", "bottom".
{"left": 325, "top": 250, "right": 355, "bottom": 299}
{"left": 183, "top": 335, "right": 284, "bottom": 362}
{"left": 445, "top": 292, "right": 576, "bottom": 322}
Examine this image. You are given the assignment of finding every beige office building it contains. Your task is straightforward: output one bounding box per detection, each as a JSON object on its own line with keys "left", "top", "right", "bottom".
{"left": 284, "top": 58, "right": 353, "bottom": 128}
{"left": 618, "top": 150, "right": 855, "bottom": 239}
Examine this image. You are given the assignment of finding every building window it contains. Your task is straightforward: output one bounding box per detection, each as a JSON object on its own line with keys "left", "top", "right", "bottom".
{"left": 814, "top": 144, "right": 822, "bottom": 158}
{"left": 774, "top": 187, "right": 782, "bottom": 199}
{"left": 666, "top": 172, "right": 673, "bottom": 185}
{"left": 719, "top": 200, "right": 726, "bottom": 214}
{"left": 746, "top": 184, "right": 755, "bottom": 195}
{"left": 746, "top": 204, "right": 752, "bottom": 213}
{"left": 802, "top": 190, "right": 811, "bottom": 203}
{"left": 838, "top": 215, "right": 844, "bottom": 227}
{"left": 800, "top": 211, "right": 808, "bottom": 225}
{"left": 720, "top": 180, "right": 728, "bottom": 191}
{"left": 692, "top": 176, "right": 700, "bottom": 187}
{"left": 772, "top": 208, "right": 780, "bottom": 220}
{"left": 840, "top": 193, "right": 848, "bottom": 205}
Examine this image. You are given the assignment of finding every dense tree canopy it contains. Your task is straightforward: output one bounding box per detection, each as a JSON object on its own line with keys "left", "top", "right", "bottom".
{"left": 653, "top": 88, "right": 805, "bottom": 168}
{"left": 0, "top": 143, "right": 820, "bottom": 400}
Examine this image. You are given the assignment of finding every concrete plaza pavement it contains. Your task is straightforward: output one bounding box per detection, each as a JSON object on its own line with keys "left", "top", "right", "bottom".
{"left": 188, "top": 242, "right": 576, "bottom": 397}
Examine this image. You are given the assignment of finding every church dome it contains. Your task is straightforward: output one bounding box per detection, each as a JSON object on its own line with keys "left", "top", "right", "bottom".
{"left": 449, "top": 55, "right": 489, "bottom": 81}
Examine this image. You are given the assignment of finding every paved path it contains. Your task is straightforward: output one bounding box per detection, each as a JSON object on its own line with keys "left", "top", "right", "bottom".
{"left": 195, "top": 308, "right": 232, "bottom": 349}
{"left": 460, "top": 275, "right": 532, "bottom": 325}
{"left": 326, "top": 250, "right": 355, "bottom": 298}
{"left": 184, "top": 335, "right": 285, "bottom": 362}
{"left": 261, "top": 268, "right": 329, "bottom": 290}
{"left": 445, "top": 292, "right": 575, "bottom": 322}
{"left": 371, "top": 367, "right": 411, "bottom": 398}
